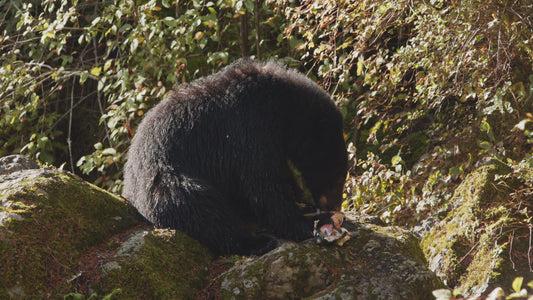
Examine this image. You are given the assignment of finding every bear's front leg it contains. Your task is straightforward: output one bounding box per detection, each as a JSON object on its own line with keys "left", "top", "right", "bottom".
{"left": 240, "top": 173, "right": 318, "bottom": 242}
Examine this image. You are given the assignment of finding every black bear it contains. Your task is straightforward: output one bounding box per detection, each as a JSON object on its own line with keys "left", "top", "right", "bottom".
{"left": 123, "top": 59, "right": 348, "bottom": 256}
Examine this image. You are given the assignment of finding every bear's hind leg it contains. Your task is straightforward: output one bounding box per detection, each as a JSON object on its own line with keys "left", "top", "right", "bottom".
{"left": 147, "top": 172, "right": 276, "bottom": 256}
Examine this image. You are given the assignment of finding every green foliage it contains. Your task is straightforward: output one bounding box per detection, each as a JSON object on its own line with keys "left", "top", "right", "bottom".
{"left": 1, "top": 0, "right": 287, "bottom": 191}
{"left": 343, "top": 150, "right": 411, "bottom": 224}
{"left": 282, "top": 0, "right": 533, "bottom": 224}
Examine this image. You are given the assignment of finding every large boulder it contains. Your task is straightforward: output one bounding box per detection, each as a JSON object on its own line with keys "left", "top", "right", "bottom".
{"left": 212, "top": 217, "right": 443, "bottom": 299}
{"left": 90, "top": 228, "right": 213, "bottom": 299}
{"left": 0, "top": 155, "right": 139, "bottom": 297}
{"left": 0, "top": 155, "right": 212, "bottom": 298}
{"left": 421, "top": 161, "right": 533, "bottom": 297}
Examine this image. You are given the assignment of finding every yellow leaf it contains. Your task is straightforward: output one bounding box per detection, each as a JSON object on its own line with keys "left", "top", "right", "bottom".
{"left": 152, "top": 6, "right": 162, "bottom": 11}
{"left": 90, "top": 67, "right": 101, "bottom": 76}
{"left": 45, "top": 30, "right": 55, "bottom": 39}
{"left": 512, "top": 277, "right": 523, "bottom": 293}
{"left": 357, "top": 60, "right": 364, "bottom": 76}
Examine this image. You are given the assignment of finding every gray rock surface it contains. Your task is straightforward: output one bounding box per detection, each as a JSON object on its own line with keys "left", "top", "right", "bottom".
{"left": 0, "top": 154, "right": 40, "bottom": 176}
{"left": 219, "top": 220, "right": 442, "bottom": 299}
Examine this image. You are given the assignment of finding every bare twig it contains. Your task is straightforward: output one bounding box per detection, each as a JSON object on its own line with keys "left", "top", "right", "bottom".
{"left": 92, "top": 16, "right": 113, "bottom": 149}
{"left": 68, "top": 77, "right": 75, "bottom": 174}
{"left": 509, "top": 231, "right": 516, "bottom": 270}
{"left": 239, "top": 10, "right": 249, "bottom": 58}
{"left": 46, "top": 90, "right": 97, "bottom": 136}
{"left": 527, "top": 224, "right": 533, "bottom": 272}
{"left": 458, "top": 239, "right": 481, "bottom": 265}
{"left": 254, "top": 0, "right": 261, "bottom": 59}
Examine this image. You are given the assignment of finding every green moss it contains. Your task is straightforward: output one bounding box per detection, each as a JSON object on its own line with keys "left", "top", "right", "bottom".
{"left": 97, "top": 230, "right": 212, "bottom": 299}
{"left": 456, "top": 234, "right": 503, "bottom": 293}
{"left": 486, "top": 158, "right": 513, "bottom": 176}
{"left": 219, "top": 243, "right": 341, "bottom": 299}
{"left": 421, "top": 162, "right": 532, "bottom": 295}
{"left": 373, "top": 225, "right": 429, "bottom": 264}
{"left": 0, "top": 170, "right": 140, "bottom": 297}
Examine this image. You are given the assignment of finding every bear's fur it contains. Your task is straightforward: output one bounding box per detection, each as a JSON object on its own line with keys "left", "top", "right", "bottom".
{"left": 123, "top": 59, "right": 347, "bottom": 255}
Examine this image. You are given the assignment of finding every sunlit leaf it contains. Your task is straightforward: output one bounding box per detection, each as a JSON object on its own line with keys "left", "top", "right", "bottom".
{"left": 90, "top": 67, "right": 101, "bottom": 76}
{"left": 512, "top": 277, "right": 523, "bottom": 293}
{"left": 104, "top": 59, "right": 113, "bottom": 72}
{"left": 79, "top": 71, "right": 89, "bottom": 84}
{"left": 432, "top": 289, "right": 452, "bottom": 300}
{"left": 479, "top": 141, "right": 491, "bottom": 150}
{"left": 391, "top": 155, "right": 402, "bottom": 166}
{"left": 102, "top": 148, "right": 117, "bottom": 156}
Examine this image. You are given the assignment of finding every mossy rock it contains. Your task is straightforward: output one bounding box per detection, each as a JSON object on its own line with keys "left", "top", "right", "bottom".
{"left": 93, "top": 228, "right": 213, "bottom": 299}
{"left": 0, "top": 165, "right": 141, "bottom": 298}
{"left": 215, "top": 219, "right": 442, "bottom": 299}
{"left": 421, "top": 161, "right": 532, "bottom": 297}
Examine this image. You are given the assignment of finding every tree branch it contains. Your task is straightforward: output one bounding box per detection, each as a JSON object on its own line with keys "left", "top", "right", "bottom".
{"left": 239, "top": 11, "right": 249, "bottom": 58}
{"left": 254, "top": 0, "right": 261, "bottom": 59}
